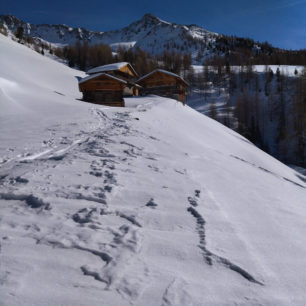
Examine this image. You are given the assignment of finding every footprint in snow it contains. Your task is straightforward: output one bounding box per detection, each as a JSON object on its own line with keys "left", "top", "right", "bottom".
{"left": 146, "top": 198, "right": 157, "bottom": 208}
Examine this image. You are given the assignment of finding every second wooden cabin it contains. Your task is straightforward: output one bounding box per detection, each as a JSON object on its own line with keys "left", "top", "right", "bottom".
{"left": 78, "top": 62, "right": 140, "bottom": 107}
{"left": 137, "top": 69, "right": 188, "bottom": 104}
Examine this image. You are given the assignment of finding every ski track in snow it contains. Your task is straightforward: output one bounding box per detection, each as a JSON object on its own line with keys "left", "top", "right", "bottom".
{"left": 230, "top": 154, "right": 305, "bottom": 188}
{"left": 162, "top": 278, "right": 193, "bottom": 306}
{"left": 0, "top": 102, "right": 304, "bottom": 306}
{"left": 1, "top": 98, "right": 305, "bottom": 304}
{"left": 0, "top": 108, "right": 150, "bottom": 304}
{"left": 1, "top": 103, "right": 265, "bottom": 304}
{"left": 1, "top": 97, "right": 305, "bottom": 305}
{"left": 186, "top": 190, "right": 264, "bottom": 285}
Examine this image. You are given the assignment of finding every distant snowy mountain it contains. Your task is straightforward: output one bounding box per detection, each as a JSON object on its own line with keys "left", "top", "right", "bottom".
{"left": 0, "top": 14, "right": 105, "bottom": 47}
{"left": 1, "top": 32, "right": 306, "bottom": 305}
{"left": 1, "top": 13, "right": 282, "bottom": 63}
{"left": 0, "top": 13, "right": 219, "bottom": 59}
{"left": 100, "top": 13, "right": 217, "bottom": 57}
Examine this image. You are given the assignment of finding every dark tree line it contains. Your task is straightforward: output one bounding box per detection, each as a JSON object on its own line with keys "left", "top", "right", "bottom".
{"left": 233, "top": 67, "right": 305, "bottom": 166}
{"left": 55, "top": 41, "right": 194, "bottom": 79}
{"left": 116, "top": 46, "right": 158, "bottom": 76}
{"left": 55, "top": 41, "right": 113, "bottom": 71}
{"left": 196, "top": 63, "right": 305, "bottom": 167}
{"left": 205, "top": 50, "right": 306, "bottom": 67}
{"left": 211, "top": 34, "right": 306, "bottom": 66}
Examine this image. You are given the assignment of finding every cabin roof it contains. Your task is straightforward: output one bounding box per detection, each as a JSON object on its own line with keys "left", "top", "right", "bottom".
{"left": 87, "top": 62, "right": 138, "bottom": 76}
{"left": 78, "top": 73, "right": 128, "bottom": 85}
{"left": 137, "top": 69, "right": 188, "bottom": 86}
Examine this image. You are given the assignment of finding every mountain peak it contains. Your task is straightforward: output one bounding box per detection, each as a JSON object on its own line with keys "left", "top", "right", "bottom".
{"left": 140, "top": 13, "right": 162, "bottom": 24}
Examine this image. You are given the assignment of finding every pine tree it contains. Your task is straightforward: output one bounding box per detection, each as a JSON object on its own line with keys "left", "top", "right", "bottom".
{"left": 234, "top": 91, "right": 251, "bottom": 138}
{"left": 208, "top": 101, "right": 217, "bottom": 120}
{"left": 203, "top": 64, "right": 210, "bottom": 101}
{"left": 183, "top": 53, "right": 192, "bottom": 79}
{"left": 197, "top": 73, "right": 205, "bottom": 95}
{"left": 196, "top": 50, "right": 203, "bottom": 63}
{"left": 223, "top": 97, "right": 231, "bottom": 128}
{"left": 276, "top": 67, "right": 281, "bottom": 82}
{"left": 293, "top": 68, "right": 306, "bottom": 166}
{"left": 225, "top": 60, "right": 231, "bottom": 74}
{"left": 15, "top": 26, "right": 24, "bottom": 41}
{"left": 276, "top": 84, "right": 287, "bottom": 161}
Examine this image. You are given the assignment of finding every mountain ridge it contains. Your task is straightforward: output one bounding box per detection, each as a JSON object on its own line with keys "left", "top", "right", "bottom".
{"left": 2, "top": 13, "right": 292, "bottom": 65}
{"left": 0, "top": 13, "right": 227, "bottom": 61}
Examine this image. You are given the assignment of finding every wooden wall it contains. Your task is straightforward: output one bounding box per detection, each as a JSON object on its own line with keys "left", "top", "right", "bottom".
{"left": 138, "top": 71, "right": 187, "bottom": 103}
{"left": 79, "top": 75, "right": 125, "bottom": 107}
{"left": 79, "top": 76, "right": 125, "bottom": 92}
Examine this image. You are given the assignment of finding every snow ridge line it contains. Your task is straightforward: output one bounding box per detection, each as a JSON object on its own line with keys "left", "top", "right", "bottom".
{"left": 230, "top": 155, "right": 305, "bottom": 189}
{"left": 162, "top": 278, "right": 177, "bottom": 306}
{"left": 187, "top": 191, "right": 263, "bottom": 285}
{"left": 161, "top": 278, "right": 193, "bottom": 306}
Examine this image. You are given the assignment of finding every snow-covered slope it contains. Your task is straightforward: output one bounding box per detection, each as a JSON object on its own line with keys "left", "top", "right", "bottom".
{"left": 192, "top": 64, "right": 304, "bottom": 76}
{"left": 0, "top": 34, "right": 306, "bottom": 305}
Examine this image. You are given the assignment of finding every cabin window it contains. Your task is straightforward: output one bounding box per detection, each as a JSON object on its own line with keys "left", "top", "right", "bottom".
{"left": 96, "top": 82, "right": 101, "bottom": 86}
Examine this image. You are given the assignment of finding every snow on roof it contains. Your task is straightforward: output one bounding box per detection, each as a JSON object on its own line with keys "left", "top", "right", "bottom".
{"left": 87, "top": 62, "right": 137, "bottom": 76}
{"left": 137, "top": 69, "right": 188, "bottom": 86}
{"left": 78, "top": 73, "right": 127, "bottom": 85}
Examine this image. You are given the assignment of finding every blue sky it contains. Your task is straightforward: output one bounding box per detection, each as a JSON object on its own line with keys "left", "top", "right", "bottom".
{"left": 2, "top": 0, "right": 306, "bottom": 49}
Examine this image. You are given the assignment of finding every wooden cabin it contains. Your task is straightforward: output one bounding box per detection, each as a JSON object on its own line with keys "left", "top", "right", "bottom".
{"left": 137, "top": 69, "right": 188, "bottom": 104}
{"left": 79, "top": 62, "right": 140, "bottom": 107}
{"left": 79, "top": 73, "right": 127, "bottom": 107}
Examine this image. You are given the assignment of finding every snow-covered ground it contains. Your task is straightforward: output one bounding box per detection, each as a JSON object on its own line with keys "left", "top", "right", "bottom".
{"left": 1, "top": 34, "right": 306, "bottom": 305}
{"left": 192, "top": 65, "right": 304, "bottom": 76}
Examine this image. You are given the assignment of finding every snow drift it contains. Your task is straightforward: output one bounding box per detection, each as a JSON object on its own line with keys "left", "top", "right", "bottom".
{"left": 0, "top": 34, "right": 305, "bottom": 306}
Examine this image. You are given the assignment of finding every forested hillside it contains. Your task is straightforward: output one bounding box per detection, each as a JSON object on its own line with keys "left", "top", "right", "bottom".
{"left": 188, "top": 65, "right": 306, "bottom": 167}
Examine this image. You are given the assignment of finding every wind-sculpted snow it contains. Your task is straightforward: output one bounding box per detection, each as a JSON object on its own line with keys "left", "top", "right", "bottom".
{"left": 0, "top": 35, "right": 306, "bottom": 305}
{"left": 0, "top": 193, "right": 51, "bottom": 210}
{"left": 187, "top": 192, "right": 263, "bottom": 285}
